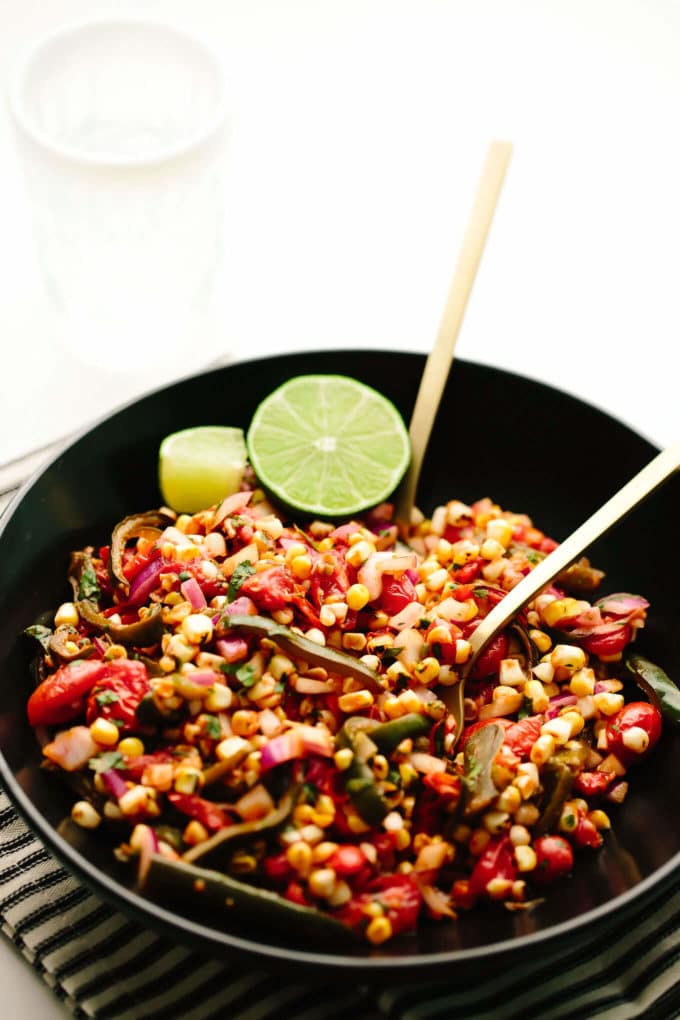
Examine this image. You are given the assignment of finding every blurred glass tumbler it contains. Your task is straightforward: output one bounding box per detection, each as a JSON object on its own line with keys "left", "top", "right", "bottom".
{"left": 9, "top": 19, "right": 228, "bottom": 371}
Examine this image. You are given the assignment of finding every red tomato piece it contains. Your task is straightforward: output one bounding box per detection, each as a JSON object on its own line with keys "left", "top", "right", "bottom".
{"left": 284, "top": 880, "right": 312, "bottom": 906}
{"left": 468, "top": 632, "right": 509, "bottom": 679}
{"left": 573, "top": 770, "right": 613, "bottom": 798}
{"left": 28, "top": 659, "right": 145, "bottom": 728}
{"left": 422, "top": 772, "right": 462, "bottom": 800}
{"left": 239, "top": 567, "right": 295, "bottom": 611}
{"left": 166, "top": 793, "right": 231, "bottom": 832}
{"left": 328, "top": 845, "right": 366, "bottom": 876}
{"left": 572, "top": 817, "right": 603, "bottom": 849}
{"left": 340, "top": 874, "right": 422, "bottom": 936}
{"left": 504, "top": 716, "right": 543, "bottom": 759}
{"left": 85, "top": 660, "right": 150, "bottom": 733}
{"left": 605, "top": 701, "right": 662, "bottom": 766}
{"left": 263, "top": 852, "right": 294, "bottom": 883}
{"left": 533, "top": 835, "right": 574, "bottom": 883}
{"left": 469, "top": 835, "right": 516, "bottom": 897}
{"left": 459, "top": 718, "right": 512, "bottom": 750}
{"left": 378, "top": 574, "right": 416, "bottom": 615}
{"left": 582, "top": 624, "right": 631, "bottom": 658}
{"left": 453, "top": 559, "right": 483, "bottom": 584}
{"left": 309, "top": 550, "right": 350, "bottom": 607}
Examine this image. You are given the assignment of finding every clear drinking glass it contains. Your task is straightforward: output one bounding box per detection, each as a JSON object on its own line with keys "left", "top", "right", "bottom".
{"left": 9, "top": 18, "right": 228, "bottom": 373}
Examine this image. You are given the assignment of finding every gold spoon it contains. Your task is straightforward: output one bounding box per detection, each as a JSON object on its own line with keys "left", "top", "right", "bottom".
{"left": 394, "top": 139, "right": 513, "bottom": 525}
{"left": 445, "top": 441, "right": 680, "bottom": 745}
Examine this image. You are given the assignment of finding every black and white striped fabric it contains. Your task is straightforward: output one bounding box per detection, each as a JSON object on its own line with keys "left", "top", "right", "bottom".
{"left": 1, "top": 785, "right": 680, "bottom": 1020}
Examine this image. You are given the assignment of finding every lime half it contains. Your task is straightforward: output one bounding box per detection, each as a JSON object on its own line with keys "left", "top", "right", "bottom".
{"left": 159, "top": 426, "right": 247, "bottom": 513}
{"left": 247, "top": 375, "right": 410, "bottom": 517}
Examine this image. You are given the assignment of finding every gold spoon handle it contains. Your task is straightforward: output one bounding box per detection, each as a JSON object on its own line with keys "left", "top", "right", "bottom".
{"left": 468, "top": 441, "right": 680, "bottom": 661}
{"left": 394, "top": 140, "right": 512, "bottom": 524}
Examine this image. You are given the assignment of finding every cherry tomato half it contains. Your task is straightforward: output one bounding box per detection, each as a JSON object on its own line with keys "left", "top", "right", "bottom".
{"left": 533, "top": 835, "right": 574, "bottom": 884}
{"left": 605, "top": 701, "right": 662, "bottom": 766}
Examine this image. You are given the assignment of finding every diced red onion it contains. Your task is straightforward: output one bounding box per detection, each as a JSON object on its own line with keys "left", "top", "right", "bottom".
{"left": 101, "top": 768, "right": 129, "bottom": 800}
{"left": 181, "top": 576, "right": 207, "bottom": 610}
{"left": 214, "top": 490, "right": 253, "bottom": 527}
{"left": 545, "top": 693, "right": 578, "bottom": 719}
{"left": 260, "top": 729, "right": 304, "bottom": 771}
{"left": 606, "top": 780, "right": 629, "bottom": 804}
{"left": 92, "top": 636, "right": 108, "bottom": 657}
{"left": 216, "top": 637, "right": 249, "bottom": 663}
{"left": 596, "top": 593, "right": 649, "bottom": 616}
{"left": 294, "top": 724, "right": 335, "bottom": 758}
{"left": 221, "top": 596, "right": 257, "bottom": 617}
{"left": 406, "top": 569, "right": 419, "bottom": 585}
{"left": 128, "top": 558, "right": 180, "bottom": 606}
{"left": 132, "top": 825, "right": 159, "bottom": 885}
{"left": 235, "top": 783, "right": 275, "bottom": 820}
{"left": 187, "top": 669, "right": 218, "bottom": 687}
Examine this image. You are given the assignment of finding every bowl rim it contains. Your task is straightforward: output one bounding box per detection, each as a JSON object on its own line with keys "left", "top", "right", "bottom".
{"left": 1, "top": 347, "right": 678, "bottom": 971}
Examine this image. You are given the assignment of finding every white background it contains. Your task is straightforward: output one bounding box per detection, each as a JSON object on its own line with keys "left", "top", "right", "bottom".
{"left": 0, "top": 0, "right": 678, "bottom": 1014}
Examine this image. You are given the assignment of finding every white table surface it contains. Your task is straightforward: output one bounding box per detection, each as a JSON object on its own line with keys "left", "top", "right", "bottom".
{"left": 0, "top": 1, "right": 679, "bottom": 1015}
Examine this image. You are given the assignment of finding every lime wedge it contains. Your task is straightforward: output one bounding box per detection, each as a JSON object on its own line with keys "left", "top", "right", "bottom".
{"left": 159, "top": 426, "right": 247, "bottom": 513}
{"left": 247, "top": 375, "right": 410, "bottom": 517}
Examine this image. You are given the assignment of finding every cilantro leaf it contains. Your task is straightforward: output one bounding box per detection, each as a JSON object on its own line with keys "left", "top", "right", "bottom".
{"left": 178, "top": 571, "right": 192, "bottom": 582}
{"left": 203, "top": 715, "right": 222, "bottom": 739}
{"left": 227, "top": 561, "right": 256, "bottom": 602}
{"left": 236, "top": 663, "right": 257, "bottom": 688}
{"left": 95, "top": 690, "right": 119, "bottom": 706}
{"left": 78, "top": 566, "right": 101, "bottom": 601}
{"left": 88, "top": 751, "right": 125, "bottom": 774}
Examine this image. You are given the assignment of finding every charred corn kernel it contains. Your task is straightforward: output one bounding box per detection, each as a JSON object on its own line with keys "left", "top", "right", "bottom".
{"left": 119, "top": 785, "right": 149, "bottom": 816}
{"left": 383, "top": 694, "right": 404, "bottom": 719}
{"left": 394, "top": 829, "right": 411, "bottom": 851}
{"left": 622, "top": 725, "right": 650, "bottom": 754}
{"left": 515, "top": 803, "right": 540, "bottom": 827}
{"left": 593, "top": 692, "right": 625, "bottom": 717}
{"left": 493, "top": 684, "right": 523, "bottom": 705}
{"left": 204, "top": 531, "right": 227, "bottom": 558}
{"left": 342, "top": 632, "right": 367, "bottom": 652}
{"left": 496, "top": 786, "right": 522, "bottom": 814}
{"left": 372, "top": 754, "right": 389, "bottom": 780}
{"left": 510, "top": 824, "right": 531, "bottom": 846}
{"left": 569, "top": 667, "right": 596, "bottom": 697}
{"left": 542, "top": 598, "right": 587, "bottom": 628}
{"left": 551, "top": 644, "right": 586, "bottom": 672}
{"left": 398, "top": 762, "right": 419, "bottom": 786}
{"left": 158, "top": 654, "right": 176, "bottom": 673}
{"left": 366, "top": 916, "right": 393, "bottom": 945}
{"left": 204, "top": 684, "right": 233, "bottom": 712}
{"left": 399, "top": 690, "right": 424, "bottom": 715}
{"left": 54, "top": 602, "right": 79, "bottom": 628}
{"left": 117, "top": 737, "right": 144, "bottom": 758}
{"left": 559, "top": 805, "right": 579, "bottom": 833}
{"left": 483, "top": 810, "right": 510, "bottom": 835}
{"left": 425, "top": 625, "right": 449, "bottom": 647}
{"left": 499, "top": 659, "right": 525, "bottom": 687}
{"left": 312, "top": 841, "right": 339, "bottom": 864}
{"left": 268, "top": 654, "right": 294, "bottom": 682}
{"left": 453, "top": 639, "right": 472, "bottom": 665}
{"left": 528, "top": 629, "right": 552, "bottom": 653}
{"left": 487, "top": 877, "right": 514, "bottom": 899}
{"left": 360, "top": 841, "right": 378, "bottom": 865}
{"left": 413, "top": 657, "right": 440, "bottom": 685}
{"left": 181, "top": 613, "right": 213, "bottom": 645}
{"left": 524, "top": 679, "right": 549, "bottom": 713}
{"left": 304, "top": 628, "right": 326, "bottom": 646}
{"left": 514, "top": 845, "right": 537, "bottom": 872}
{"left": 166, "top": 634, "right": 198, "bottom": 664}
{"left": 271, "top": 608, "right": 294, "bottom": 625}
{"left": 290, "top": 554, "right": 312, "bottom": 580}
{"left": 104, "top": 801, "right": 123, "bottom": 821}
{"left": 71, "top": 801, "right": 101, "bottom": 829}
{"left": 334, "top": 748, "right": 354, "bottom": 771}
{"left": 383, "top": 811, "right": 404, "bottom": 833}
{"left": 452, "top": 540, "right": 480, "bottom": 566}
{"left": 319, "top": 605, "right": 337, "bottom": 627}
{"left": 346, "top": 583, "right": 371, "bottom": 612}
{"left": 480, "top": 538, "right": 505, "bottom": 561}
{"left": 426, "top": 568, "right": 449, "bottom": 592}
{"left": 541, "top": 717, "right": 572, "bottom": 745}
{"left": 259, "top": 517, "right": 284, "bottom": 540}
{"left": 346, "top": 811, "right": 371, "bottom": 834}
{"left": 435, "top": 538, "right": 454, "bottom": 564}
{"left": 482, "top": 559, "right": 507, "bottom": 582}
{"left": 231, "top": 710, "right": 260, "bottom": 737}
{"left": 386, "top": 661, "right": 411, "bottom": 684}
{"left": 174, "top": 766, "right": 203, "bottom": 794}
{"left": 530, "top": 733, "right": 556, "bottom": 766}
{"left": 89, "top": 718, "right": 120, "bottom": 746}
{"left": 286, "top": 841, "right": 313, "bottom": 876}
{"left": 366, "top": 632, "right": 394, "bottom": 654}
{"left": 299, "top": 824, "right": 325, "bottom": 846}
{"left": 177, "top": 543, "right": 201, "bottom": 561}
{"left": 215, "top": 735, "right": 250, "bottom": 766}
{"left": 345, "top": 541, "right": 376, "bottom": 567}
{"left": 445, "top": 499, "right": 473, "bottom": 525}
{"left": 284, "top": 542, "right": 306, "bottom": 564}
{"left": 514, "top": 763, "right": 540, "bottom": 799}
{"left": 308, "top": 867, "right": 337, "bottom": 899}
{"left": 105, "top": 644, "right": 128, "bottom": 660}
{"left": 469, "top": 829, "right": 491, "bottom": 855}
{"left": 438, "top": 666, "right": 459, "bottom": 688}
{"left": 532, "top": 661, "right": 555, "bottom": 684}
{"left": 293, "top": 804, "right": 316, "bottom": 826}
{"left": 485, "top": 518, "right": 513, "bottom": 547}
{"left": 183, "top": 820, "right": 210, "bottom": 846}
{"left": 588, "top": 809, "right": 612, "bottom": 830}
{"left": 337, "top": 690, "right": 374, "bottom": 713}
{"left": 328, "top": 880, "right": 352, "bottom": 908}
{"left": 561, "top": 710, "right": 585, "bottom": 737}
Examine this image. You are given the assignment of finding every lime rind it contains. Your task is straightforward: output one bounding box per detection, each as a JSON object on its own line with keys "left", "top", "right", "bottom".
{"left": 247, "top": 375, "right": 410, "bottom": 517}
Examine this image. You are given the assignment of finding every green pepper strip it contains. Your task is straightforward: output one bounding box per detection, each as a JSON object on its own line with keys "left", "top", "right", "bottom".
{"left": 182, "top": 787, "right": 300, "bottom": 866}
{"left": 463, "top": 722, "right": 504, "bottom": 818}
{"left": 335, "top": 718, "right": 388, "bottom": 826}
{"left": 369, "top": 713, "right": 432, "bottom": 752}
{"left": 69, "top": 551, "right": 164, "bottom": 647}
{"left": 110, "top": 510, "right": 173, "bottom": 590}
{"left": 626, "top": 653, "right": 680, "bottom": 725}
{"left": 48, "top": 626, "right": 95, "bottom": 663}
{"left": 24, "top": 624, "right": 53, "bottom": 652}
{"left": 143, "top": 854, "right": 355, "bottom": 942}
{"left": 533, "top": 760, "right": 573, "bottom": 837}
{"left": 225, "top": 615, "right": 383, "bottom": 694}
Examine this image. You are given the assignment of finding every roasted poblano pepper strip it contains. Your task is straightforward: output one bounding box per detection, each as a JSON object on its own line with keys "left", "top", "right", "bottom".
{"left": 143, "top": 855, "right": 356, "bottom": 942}
{"left": 24, "top": 624, "right": 53, "bottom": 652}
{"left": 225, "top": 615, "right": 383, "bottom": 694}
{"left": 463, "top": 722, "right": 504, "bottom": 817}
{"left": 48, "top": 626, "right": 95, "bottom": 663}
{"left": 336, "top": 717, "right": 388, "bottom": 826}
{"left": 183, "top": 787, "right": 300, "bottom": 866}
{"left": 626, "top": 653, "right": 680, "bottom": 725}
{"left": 69, "top": 551, "right": 164, "bottom": 647}
{"left": 369, "top": 713, "right": 431, "bottom": 752}
{"left": 534, "top": 759, "right": 573, "bottom": 837}
{"left": 109, "top": 510, "right": 173, "bottom": 590}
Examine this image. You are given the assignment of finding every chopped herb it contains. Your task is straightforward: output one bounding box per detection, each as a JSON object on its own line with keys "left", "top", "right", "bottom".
{"left": 95, "top": 690, "right": 120, "bottom": 706}
{"left": 230, "top": 515, "right": 250, "bottom": 528}
{"left": 274, "top": 680, "right": 285, "bottom": 694}
{"left": 524, "top": 550, "right": 545, "bottom": 565}
{"left": 236, "top": 663, "right": 257, "bottom": 688}
{"left": 203, "top": 715, "right": 222, "bottom": 739}
{"left": 381, "top": 647, "right": 401, "bottom": 667}
{"left": 178, "top": 571, "right": 192, "bottom": 582}
{"left": 227, "top": 561, "right": 256, "bottom": 602}
{"left": 418, "top": 618, "right": 431, "bottom": 629}
{"left": 387, "top": 768, "right": 402, "bottom": 787}
{"left": 88, "top": 751, "right": 125, "bottom": 774}
{"left": 464, "top": 754, "right": 481, "bottom": 786}
{"left": 473, "top": 587, "right": 489, "bottom": 600}
{"left": 292, "top": 524, "right": 323, "bottom": 552}
{"left": 517, "top": 696, "right": 533, "bottom": 720}
{"left": 302, "top": 782, "right": 317, "bottom": 803}
{"left": 78, "top": 566, "right": 101, "bottom": 601}
{"left": 219, "top": 662, "right": 239, "bottom": 675}
{"left": 564, "top": 813, "right": 576, "bottom": 827}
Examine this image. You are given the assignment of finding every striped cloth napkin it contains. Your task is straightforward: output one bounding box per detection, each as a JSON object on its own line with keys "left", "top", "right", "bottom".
{"left": 2, "top": 449, "right": 680, "bottom": 1020}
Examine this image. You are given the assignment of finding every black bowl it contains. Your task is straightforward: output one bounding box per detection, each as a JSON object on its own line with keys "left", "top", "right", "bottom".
{"left": 0, "top": 349, "right": 678, "bottom": 982}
